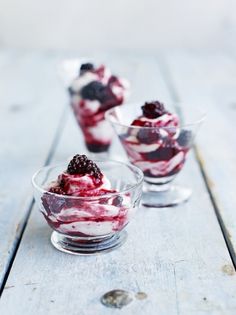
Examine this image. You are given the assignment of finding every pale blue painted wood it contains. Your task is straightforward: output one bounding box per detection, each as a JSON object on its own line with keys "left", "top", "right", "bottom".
{"left": 163, "top": 52, "right": 236, "bottom": 263}
{"left": 0, "top": 52, "right": 67, "bottom": 288}
{"left": 0, "top": 56, "right": 236, "bottom": 314}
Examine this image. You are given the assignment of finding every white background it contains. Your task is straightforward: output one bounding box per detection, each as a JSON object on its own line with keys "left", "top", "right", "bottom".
{"left": 0, "top": 0, "right": 235, "bottom": 52}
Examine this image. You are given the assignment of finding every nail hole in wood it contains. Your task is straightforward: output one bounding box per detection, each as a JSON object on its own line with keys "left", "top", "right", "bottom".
{"left": 101, "top": 289, "right": 133, "bottom": 309}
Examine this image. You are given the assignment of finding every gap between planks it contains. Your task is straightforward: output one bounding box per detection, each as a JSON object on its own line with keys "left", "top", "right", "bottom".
{"left": 0, "top": 106, "right": 68, "bottom": 297}
{"left": 157, "top": 55, "right": 236, "bottom": 269}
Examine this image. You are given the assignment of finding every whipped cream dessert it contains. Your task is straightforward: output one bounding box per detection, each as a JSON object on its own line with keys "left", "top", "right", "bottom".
{"left": 121, "top": 101, "right": 192, "bottom": 180}
{"left": 69, "top": 63, "right": 129, "bottom": 153}
{"left": 42, "top": 155, "right": 131, "bottom": 237}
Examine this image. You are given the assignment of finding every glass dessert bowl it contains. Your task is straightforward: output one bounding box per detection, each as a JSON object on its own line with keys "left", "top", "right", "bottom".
{"left": 106, "top": 101, "right": 205, "bottom": 207}
{"left": 63, "top": 60, "right": 129, "bottom": 157}
{"left": 32, "top": 155, "right": 143, "bottom": 255}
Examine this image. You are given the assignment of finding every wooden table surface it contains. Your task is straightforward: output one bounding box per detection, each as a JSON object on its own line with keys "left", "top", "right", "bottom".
{"left": 0, "top": 50, "right": 236, "bottom": 315}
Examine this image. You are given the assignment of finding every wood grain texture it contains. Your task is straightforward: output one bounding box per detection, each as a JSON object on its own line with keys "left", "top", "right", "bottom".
{"left": 0, "top": 51, "right": 67, "bottom": 288}
{"left": 1, "top": 55, "right": 236, "bottom": 314}
{"left": 162, "top": 52, "right": 236, "bottom": 264}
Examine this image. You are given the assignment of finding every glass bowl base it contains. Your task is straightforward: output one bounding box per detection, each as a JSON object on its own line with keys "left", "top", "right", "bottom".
{"left": 51, "top": 231, "right": 127, "bottom": 255}
{"left": 142, "top": 184, "right": 192, "bottom": 208}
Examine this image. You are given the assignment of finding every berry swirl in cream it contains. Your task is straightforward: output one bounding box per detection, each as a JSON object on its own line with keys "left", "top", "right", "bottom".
{"left": 41, "top": 155, "right": 131, "bottom": 237}
{"left": 68, "top": 63, "right": 129, "bottom": 153}
{"left": 120, "top": 101, "right": 192, "bottom": 180}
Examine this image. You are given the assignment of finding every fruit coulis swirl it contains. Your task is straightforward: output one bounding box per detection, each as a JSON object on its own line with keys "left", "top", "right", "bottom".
{"left": 41, "top": 155, "right": 130, "bottom": 237}
{"left": 121, "top": 101, "right": 192, "bottom": 178}
{"left": 69, "top": 63, "right": 129, "bottom": 153}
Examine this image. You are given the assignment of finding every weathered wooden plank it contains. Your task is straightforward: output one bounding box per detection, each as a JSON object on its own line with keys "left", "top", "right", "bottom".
{"left": 1, "top": 56, "right": 236, "bottom": 314}
{"left": 162, "top": 52, "right": 236, "bottom": 264}
{"left": 0, "top": 51, "right": 67, "bottom": 289}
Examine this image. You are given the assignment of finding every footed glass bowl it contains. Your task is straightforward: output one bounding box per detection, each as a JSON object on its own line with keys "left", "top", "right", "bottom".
{"left": 58, "top": 58, "right": 129, "bottom": 158}
{"left": 32, "top": 160, "right": 143, "bottom": 255}
{"left": 106, "top": 103, "right": 205, "bottom": 207}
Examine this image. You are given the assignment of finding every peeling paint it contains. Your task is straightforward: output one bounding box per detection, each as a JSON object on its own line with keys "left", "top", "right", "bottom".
{"left": 101, "top": 290, "right": 133, "bottom": 309}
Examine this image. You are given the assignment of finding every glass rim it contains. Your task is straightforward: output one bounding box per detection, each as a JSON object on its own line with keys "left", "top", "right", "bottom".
{"left": 105, "top": 103, "right": 206, "bottom": 130}
{"left": 32, "top": 159, "right": 144, "bottom": 200}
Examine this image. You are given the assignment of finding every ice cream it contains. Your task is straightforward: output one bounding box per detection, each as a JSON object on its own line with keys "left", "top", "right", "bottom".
{"left": 120, "top": 101, "right": 192, "bottom": 179}
{"left": 69, "top": 63, "right": 129, "bottom": 153}
{"left": 41, "top": 155, "right": 131, "bottom": 237}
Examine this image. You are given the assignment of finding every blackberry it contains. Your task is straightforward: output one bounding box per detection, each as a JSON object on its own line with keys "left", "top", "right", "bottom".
{"left": 80, "top": 81, "right": 117, "bottom": 108}
{"left": 141, "top": 101, "right": 166, "bottom": 119}
{"left": 112, "top": 196, "right": 123, "bottom": 206}
{"left": 137, "top": 128, "right": 160, "bottom": 144}
{"left": 80, "top": 63, "right": 94, "bottom": 74}
{"left": 67, "top": 154, "right": 102, "bottom": 180}
{"left": 151, "top": 147, "right": 176, "bottom": 161}
{"left": 80, "top": 81, "right": 105, "bottom": 100}
{"left": 99, "top": 87, "right": 118, "bottom": 110}
{"left": 147, "top": 139, "right": 179, "bottom": 161}
{"left": 177, "top": 130, "right": 192, "bottom": 147}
